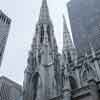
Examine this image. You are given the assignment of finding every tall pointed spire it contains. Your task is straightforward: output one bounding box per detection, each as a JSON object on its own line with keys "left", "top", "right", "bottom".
{"left": 38, "top": 0, "right": 51, "bottom": 24}
{"left": 63, "top": 15, "right": 74, "bottom": 50}
{"left": 62, "top": 15, "right": 77, "bottom": 63}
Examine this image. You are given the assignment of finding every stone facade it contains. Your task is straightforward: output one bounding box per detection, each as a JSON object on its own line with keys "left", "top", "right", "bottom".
{"left": 0, "top": 10, "right": 11, "bottom": 66}
{"left": 23, "top": 0, "right": 62, "bottom": 100}
{"left": 23, "top": 0, "right": 100, "bottom": 100}
{"left": 0, "top": 76, "right": 22, "bottom": 100}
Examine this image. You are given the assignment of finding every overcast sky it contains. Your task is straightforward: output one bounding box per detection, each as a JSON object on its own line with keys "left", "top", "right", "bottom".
{"left": 0, "top": 0, "right": 70, "bottom": 85}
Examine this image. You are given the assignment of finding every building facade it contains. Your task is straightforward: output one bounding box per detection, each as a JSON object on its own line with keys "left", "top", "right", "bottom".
{"left": 0, "top": 76, "right": 22, "bottom": 100}
{"left": 67, "top": 0, "right": 100, "bottom": 56}
{"left": 23, "top": 0, "right": 100, "bottom": 100}
{"left": 23, "top": 0, "right": 62, "bottom": 99}
{"left": 0, "top": 10, "right": 11, "bottom": 66}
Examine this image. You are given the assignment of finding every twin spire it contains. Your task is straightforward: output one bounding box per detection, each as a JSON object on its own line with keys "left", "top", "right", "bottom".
{"left": 38, "top": 0, "right": 74, "bottom": 52}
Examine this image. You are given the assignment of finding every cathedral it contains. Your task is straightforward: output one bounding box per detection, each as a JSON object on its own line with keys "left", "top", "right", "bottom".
{"left": 23, "top": 0, "right": 100, "bottom": 100}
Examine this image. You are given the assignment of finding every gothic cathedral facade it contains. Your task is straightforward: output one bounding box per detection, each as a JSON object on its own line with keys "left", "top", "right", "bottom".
{"left": 23, "top": 0, "right": 100, "bottom": 100}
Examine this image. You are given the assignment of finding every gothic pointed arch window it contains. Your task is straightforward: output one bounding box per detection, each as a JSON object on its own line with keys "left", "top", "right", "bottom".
{"left": 67, "top": 51, "right": 72, "bottom": 64}
{"left": 38, "top": 53, "right": 41, "bottom": 64}
{"left": 47, "top": 25, "right": 51, "bottom": 42}
{"left": 40, "top": 24, "right": 44, "bottom": 43}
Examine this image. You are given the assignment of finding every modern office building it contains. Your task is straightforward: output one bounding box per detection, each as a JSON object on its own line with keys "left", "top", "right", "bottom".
{"left": 67, "top": 0, "right": 100, "bottom": 56}
{"left": 0, "top": 10, "right": 11, "bottom": 66}
{"left": 0, "top": 76, "right": 22, "bottom": 100}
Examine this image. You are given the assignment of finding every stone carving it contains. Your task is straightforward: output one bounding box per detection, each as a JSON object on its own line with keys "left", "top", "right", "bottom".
{"left": 23, "top": 0, "right": 100, "bottom": 100}
{"left": 80, "top": 56, "right": 97, "bottom": 85}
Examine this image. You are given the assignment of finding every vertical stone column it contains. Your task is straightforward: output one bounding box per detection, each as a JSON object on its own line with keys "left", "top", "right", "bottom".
{"left": 63, "top": 74, "right": 71, "bottom": 100}
{"left": 75, "top": 67, "right": 81, "bottom": 88}
{"left": 36, "top": 25, "right": 40, "bottom": 66}
{"left": 88, "top": 79, "right": 99, "bottom": 100}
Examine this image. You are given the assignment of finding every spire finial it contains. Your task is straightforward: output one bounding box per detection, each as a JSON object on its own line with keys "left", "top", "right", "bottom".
{"left": 42, "top": 0, "right": 47, "bottom": 7}
{"left": 38, "top": 0, "right": 50, "bottom": 23}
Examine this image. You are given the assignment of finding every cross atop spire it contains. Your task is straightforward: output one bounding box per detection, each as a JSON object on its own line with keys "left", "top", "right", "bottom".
{"left": 38, "top": 0, "right": 51, "bottom": 24}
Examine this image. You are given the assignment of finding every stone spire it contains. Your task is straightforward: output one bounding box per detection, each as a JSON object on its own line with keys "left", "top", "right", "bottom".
{"left": 63, "top": 15, "right": 74, "bottom": 51}
{"left": 62, "top": 15, "right": 77, "bottom": 63}
{"left": 38, "top": 0, "right": 51, "bottom": 24}
{"left": 23, "top": 1, "right": 62, "bottom": 100}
